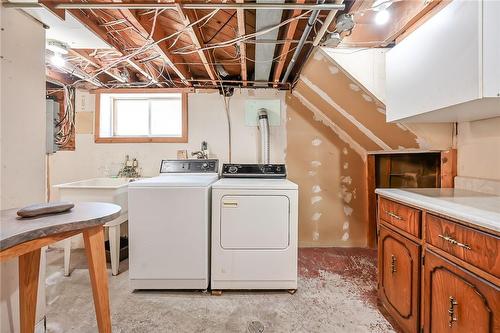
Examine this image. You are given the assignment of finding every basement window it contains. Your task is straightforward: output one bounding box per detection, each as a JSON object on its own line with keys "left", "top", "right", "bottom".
{"left": 95, "top": 90, "right": 188, "bottom": 143}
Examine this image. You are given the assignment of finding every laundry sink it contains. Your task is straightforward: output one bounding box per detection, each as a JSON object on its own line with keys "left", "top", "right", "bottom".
{"left": 53, "top": 177, "right": 139, "bottom": 276}
{"left": 53, "top": 177, "right": 136, "bottom": 212}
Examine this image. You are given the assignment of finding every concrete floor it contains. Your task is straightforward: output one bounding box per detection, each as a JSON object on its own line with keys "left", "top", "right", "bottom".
{"left": 44, "top": 247, "right": 395, "bottom": 333}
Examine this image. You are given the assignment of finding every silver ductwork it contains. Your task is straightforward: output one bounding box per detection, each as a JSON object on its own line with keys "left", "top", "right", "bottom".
{"left": 255, "top": 0, "right": 285, "bottom": 84}
{"left": 258, "top": 109, "right": 270, "bottom": 164}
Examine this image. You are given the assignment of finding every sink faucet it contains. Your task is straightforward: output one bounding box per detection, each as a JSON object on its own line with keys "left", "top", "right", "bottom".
{"left": 191, "top": 141, "right": 209, "bottom": 159}
{"left": 117, "top": 155, "right": 141, "bottom": 178}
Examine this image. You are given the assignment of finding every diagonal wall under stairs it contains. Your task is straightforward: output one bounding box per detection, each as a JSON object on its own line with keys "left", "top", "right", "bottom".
{"left": 287, "top": 48, "right": 453, "bottom": 247}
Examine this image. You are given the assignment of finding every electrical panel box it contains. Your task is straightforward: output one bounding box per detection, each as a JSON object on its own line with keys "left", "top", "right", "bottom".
{"left": 46, "top": 99, "right": 59, "bottom": 154}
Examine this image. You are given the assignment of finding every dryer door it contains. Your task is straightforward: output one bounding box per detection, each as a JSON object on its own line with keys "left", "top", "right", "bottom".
{"left": 220, "top": 195, "right": 290, "bottom": 249}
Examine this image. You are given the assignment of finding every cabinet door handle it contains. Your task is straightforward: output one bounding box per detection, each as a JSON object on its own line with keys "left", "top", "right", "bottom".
{"left": 384, "top": 210, "right": 403, "bottom": 221}
{"left": 438, "top": 234, "right": 471, "bottom": 250}
{"left": 390, "top": 255, "right": 397, "bottom": 274}
{"left": 448, "top": 296, "right": 458, "bottom": 327}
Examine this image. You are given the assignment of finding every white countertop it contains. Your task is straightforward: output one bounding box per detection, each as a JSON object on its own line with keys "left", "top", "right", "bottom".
{"left": 375, "top": 188, "right": 500, "bottom": 233}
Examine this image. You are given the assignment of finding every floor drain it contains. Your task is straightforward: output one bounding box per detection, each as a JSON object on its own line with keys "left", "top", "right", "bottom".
{"left": 247, "top": 320, "right": 265, "bottom": 333}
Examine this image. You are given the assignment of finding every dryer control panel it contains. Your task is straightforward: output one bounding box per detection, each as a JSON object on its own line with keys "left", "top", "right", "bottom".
{"left": 160, "top": 159, "right": 219, "bottom": 173}
{"left": 222, "top": 164, "right": 286, "bottom": 178}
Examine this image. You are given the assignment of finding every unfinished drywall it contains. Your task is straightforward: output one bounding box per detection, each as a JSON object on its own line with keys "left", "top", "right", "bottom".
{"left": 321, "top": 48, "right": 453, "bottom": 151}
{"left": 50, "top": 89, "right": 287, "bottom": 188}
{"left": 457, "top": 117, "right": 500, "bottom": 180}
{"left": 287, "top": 93, "right": 368, "bottom": 247}
{"left": 0, "top": 7, "right": 47, "bottom": 333}
{"left": 288, "top": 48, "right": 453, "bottom": 247}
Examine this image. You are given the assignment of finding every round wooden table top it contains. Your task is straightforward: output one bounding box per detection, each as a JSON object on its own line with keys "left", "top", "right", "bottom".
{"left": 0, "top": 202, "right": 121, "bottom": 251}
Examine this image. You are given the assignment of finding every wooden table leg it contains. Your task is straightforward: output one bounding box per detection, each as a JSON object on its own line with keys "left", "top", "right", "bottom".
{"left": 19, "top": 248, "right": 41, "bottom": 333}
{"left": 83, "top": 226, "right": 111, "bottom": 333}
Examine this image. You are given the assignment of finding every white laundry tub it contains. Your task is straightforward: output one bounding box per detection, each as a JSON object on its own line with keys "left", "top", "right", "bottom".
{"left": 53, "top": 177, "right": 138, "bottom": 276}
{"left": 54, "top": 177, "right": 133, "bottom": 212}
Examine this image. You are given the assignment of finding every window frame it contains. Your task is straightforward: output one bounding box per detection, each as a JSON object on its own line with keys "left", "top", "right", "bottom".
{"left": 94, "top": 88, "right": 189, "bottom": 143}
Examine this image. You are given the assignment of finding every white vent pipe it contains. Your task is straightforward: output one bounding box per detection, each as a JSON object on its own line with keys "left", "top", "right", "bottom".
{"left": 258, "top": 109, "right": 270, "bottom": 164}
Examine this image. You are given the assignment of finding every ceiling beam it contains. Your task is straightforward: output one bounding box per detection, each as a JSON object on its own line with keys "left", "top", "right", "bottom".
{"left": 272, "top": 0, "right": 305, "bottom": 86}
{"left": 118, "top": 9, "right": 191, "bottom": 85}
{"left": 236, "top": 0, "right": 247, "bottom": 86}
{"left": 69, "top": 49, "right": 128, "bottom": 83}
{"left": 175, "top": 4, "right": 217, "bottom": 84}
{"left": 125, "top": 59, "right": 159, "bottom": 85}
{"left": 68, "top": 9, "right": 162, "bottom": 87}
{"left": 9, "top": 2, "right": 345, "bottom": 10}
{"left": 46, "top": 68, "right": 75, "bottom": 86}
{"left": 48, "top": 61, "right": 103, "bottom": 87}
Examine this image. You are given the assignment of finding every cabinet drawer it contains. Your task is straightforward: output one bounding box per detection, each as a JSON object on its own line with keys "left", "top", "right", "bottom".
{"left": 426, "top": 214, "right": 500, "bottom": 279}
{"left": 379, "top": 198, "right": 421, "bottom": 238}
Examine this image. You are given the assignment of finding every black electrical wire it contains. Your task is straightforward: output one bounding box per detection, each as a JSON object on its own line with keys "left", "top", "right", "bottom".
{"left": 203, "top": 11, "right": 236, "bottom": 45}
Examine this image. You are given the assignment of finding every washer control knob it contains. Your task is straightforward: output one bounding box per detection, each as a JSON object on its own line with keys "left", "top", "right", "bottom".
{"left": 228, "top": 166, "right": 238, "bottom": 174}
{"left": 201, "top": 162, "right": 208, "bottom": 170}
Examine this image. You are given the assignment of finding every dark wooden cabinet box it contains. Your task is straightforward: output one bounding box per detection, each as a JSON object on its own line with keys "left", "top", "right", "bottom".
{"left": 377, "top": 195, "right": 499, "bottom": 333}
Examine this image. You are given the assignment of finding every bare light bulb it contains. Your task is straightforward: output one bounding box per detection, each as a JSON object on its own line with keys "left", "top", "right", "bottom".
{"left": 50, "top": 53, "right": 66, "bottom": 68}
{"left": 375, "top": 9, "right": 390, "bottom": 25}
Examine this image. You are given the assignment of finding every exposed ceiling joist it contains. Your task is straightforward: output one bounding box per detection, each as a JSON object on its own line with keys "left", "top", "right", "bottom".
{"left": 272, "top": 0, "right": 305, "bottom": 85}
{"left": 124, "top": 60, "right": 160, "bottom": 87}
{"left": 69, "top": 49, "right": 128, "bottom": 83}
{"left": 118, "top": 9, "right": 192, "bottom": 85}
{"left": 236, "top": 0, "right": 247, "bottom": 86}
{"left": 68, "top": 9, "right": 162, "bottom": 87}
{"left": 8, "top": 2, "right": 345, "bottom": 10}
{"left": 50, "top": 60, "right": 103, "bottom": 87}
{"left": 46, "top": 67, "right": 75, "bottom": 86}
{"left": 175, "top": 4, "right": 217, "bottom": 84}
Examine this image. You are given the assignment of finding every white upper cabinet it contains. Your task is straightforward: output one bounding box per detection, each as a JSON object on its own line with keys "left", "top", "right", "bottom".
{"left": 386, "top": 0, "right": 500, "bottom": 122}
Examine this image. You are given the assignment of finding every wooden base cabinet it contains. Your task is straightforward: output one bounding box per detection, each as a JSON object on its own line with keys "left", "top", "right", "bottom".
{"left": 377, "top": 194, "right": 500, "bottom": 333}
{"left": 423, "top": 251, "right": 500, "bottom": 333}
{"left": 378, "top": 225, "right": 420, "bottom": 333}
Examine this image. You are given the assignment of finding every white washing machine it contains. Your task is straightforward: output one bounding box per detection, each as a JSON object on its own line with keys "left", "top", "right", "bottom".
{"left": 211, "top": 164, "right": 298, "bottom": 291}
{"left": 128, "top": 159, "right": 219, "bottom": 290}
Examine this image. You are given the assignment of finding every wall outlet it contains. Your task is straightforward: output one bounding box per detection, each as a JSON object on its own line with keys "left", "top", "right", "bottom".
{"left": 245, "top": 99, "right": 281, "bottom": 126}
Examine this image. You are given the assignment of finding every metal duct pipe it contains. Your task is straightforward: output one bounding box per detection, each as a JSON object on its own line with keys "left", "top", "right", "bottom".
{"left": 281, "top": 0, "right": 325, "bottom": 84}
{"left": 258, "top": 109, "right": 270, "bottom": 164}
{"left": 255, "top": 0, "right": 285, "bottom": 84}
